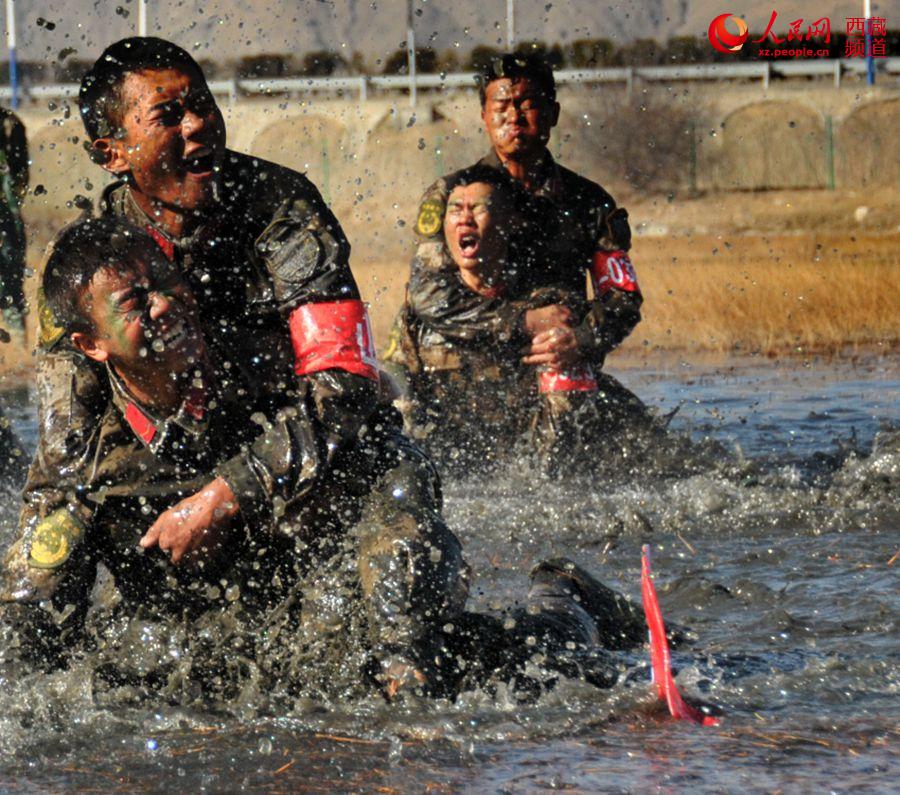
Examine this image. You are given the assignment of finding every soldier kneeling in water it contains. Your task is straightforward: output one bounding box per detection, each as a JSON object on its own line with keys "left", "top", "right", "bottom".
{"left": 0, "top": 218, "right": 649, "bottom": 700}
{"left": 386, "top": 166, "right": 671, "bottom": 478}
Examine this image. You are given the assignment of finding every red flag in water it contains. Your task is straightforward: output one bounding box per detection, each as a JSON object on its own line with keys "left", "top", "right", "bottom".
{"left": 641, "top": 545, "right": 720, "bottom": 726}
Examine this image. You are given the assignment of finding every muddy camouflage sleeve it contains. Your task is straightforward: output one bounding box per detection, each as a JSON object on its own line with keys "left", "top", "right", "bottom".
{"left": 574, "top": 205, "right": 643, "bottom": 365}
{"left": 2, "top": 353, "right": 101, "bottom": 647}
{"left": 215, "top": 372, "right": 380, "bottom": 529}
{"left": 216, "top": 180, "right": 382, "bottom": 528}
{"left": 11, "top": 348, "right": 106, "bottom": 597}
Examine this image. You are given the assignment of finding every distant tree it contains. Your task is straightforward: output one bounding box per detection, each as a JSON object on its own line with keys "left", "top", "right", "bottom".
{"left": 349, "top": 51, "right": 368, "bottom": 74}
{"left": 301, "top": 51, "right": 348, "bottom": 76}
{"left": 195, "top": 59, "right": 219, "bottom": 80}
{"left": 54, "top": 57, "right": 94, "bottom": 83}
{"left": 514, "top": 41, "right": 564, "bottom": 69}
{"left": 565, "top": 39, "right": 615, "bottom": 68}
{"left": 664, "top": 36, "right": 705, "bottom": 64}
{"left": 237, "top": 54, "right": 294, "bottom": 79}
{"left": 1, "top": 61, "right": 50, "bottom": 84}
{"left": 467, "top": 45, "right": 503, "bottom": 72}
{"left": 436, "top": 49, "right": 461, "bottom": 74}
{"left": 382, "top": 46, "right": 439, "bottom": 74}
{"left": 613, "top": 38, "right": 665, "bottom": 66}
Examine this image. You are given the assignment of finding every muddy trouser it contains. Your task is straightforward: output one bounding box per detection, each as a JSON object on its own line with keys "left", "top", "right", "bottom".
{"left": 294, "top": 438, "right": 470, "bottom": 685}
{"left": 534, "top": 371, "right": 665, "bottom": 474}
{"left": 406, "top": 607, "right": 623, "bottom": 697}
{"left": 420, "top": 554, "right": 648, "bottom": 696}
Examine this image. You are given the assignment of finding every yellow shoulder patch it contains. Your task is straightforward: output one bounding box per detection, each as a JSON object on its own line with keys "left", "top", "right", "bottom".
{"left": 415, "top": 198, "right": 444, "bottom": 238}
{"left": 28, "top": 509, "right": 84, "bottom": 570}
{"left": 37, "top": 288, "right": 65, "bottom": 350}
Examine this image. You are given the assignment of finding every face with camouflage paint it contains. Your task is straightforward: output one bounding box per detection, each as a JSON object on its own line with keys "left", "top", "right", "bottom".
{"left": 72, "top": 244, "right": 205, "bottom": 379}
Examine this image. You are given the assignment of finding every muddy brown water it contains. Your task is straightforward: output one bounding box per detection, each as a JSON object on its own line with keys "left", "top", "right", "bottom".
{"left": 0, "top": 356, "right": 896, "bottom": 792}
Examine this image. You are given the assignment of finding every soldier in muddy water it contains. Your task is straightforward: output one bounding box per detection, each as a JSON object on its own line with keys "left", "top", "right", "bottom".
{"left": 7, "top": 36, "right": 469, "bottom": 695}
{"left": 1, "top": 216, "right": 648, "bottom": 700}
{"left": 386, "top": 53, "right": 708, "bottom": 475}
{"left": 385, "top": 53, "right": 665, "bottom": 475}
{"left": 0, "top": 39, "right": 649, "bottom": 701}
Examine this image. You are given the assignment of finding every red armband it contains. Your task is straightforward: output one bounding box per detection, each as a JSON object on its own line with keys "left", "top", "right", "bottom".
{"left": 288, "top": 300, "right": 379, "bottom": 381}
{"left": 591, "top": 250, "right": 640, "bottom": 297}
{"left": 538, "top": 365, "right": 598, "bottom": 394}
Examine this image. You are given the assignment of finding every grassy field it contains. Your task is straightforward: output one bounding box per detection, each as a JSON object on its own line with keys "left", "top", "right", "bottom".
{"left": 619, "top": 232, "right": 900, "bottom": 357}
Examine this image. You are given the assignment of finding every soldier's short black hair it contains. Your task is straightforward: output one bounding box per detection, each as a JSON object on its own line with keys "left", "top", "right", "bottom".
{"left": 444, "top": 164, "right": 536, "bottom": 224}
{"left": 43, "top": 217, "right": 159, "bottom": 334}
{"left": 476, "top": 52, "right": 556, "bottom": 106}
{"left": 444, "top": 164, "right": 514, "bottom": 198}
{"left": 80, "top": 37, "right": 206, "bottom": 141}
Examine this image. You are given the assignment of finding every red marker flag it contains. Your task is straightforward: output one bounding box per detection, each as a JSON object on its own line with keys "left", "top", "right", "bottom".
{"left": 641, "top": 545, "right": 720, "bottom": 726}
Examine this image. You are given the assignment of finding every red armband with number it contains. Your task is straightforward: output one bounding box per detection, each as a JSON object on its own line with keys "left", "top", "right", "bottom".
{"left": 288, "top": 300, "right": 379, "bottom": 381}
{"left": 538, "top": 366, "right": 598, "bottom": 394}
{"left": 591, "top": 250, "right": 640, "bottom": 297}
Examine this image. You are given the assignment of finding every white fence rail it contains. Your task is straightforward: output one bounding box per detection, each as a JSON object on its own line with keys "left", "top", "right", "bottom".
{"left": 3, "top": 58, "right": 898, "bottom": 104}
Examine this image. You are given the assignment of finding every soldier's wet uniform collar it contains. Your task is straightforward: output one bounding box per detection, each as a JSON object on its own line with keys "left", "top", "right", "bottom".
{"left": 124, "top": 184, "right": 198, "bottom": 255}
{"left": 103, "top": 179, "right": 220, "bottom": 259}
{"left": 480, "top": 148, "right": 564, "bottom": 200}
{"left": 107, "top": 364, "right": 210, "bottom": 455}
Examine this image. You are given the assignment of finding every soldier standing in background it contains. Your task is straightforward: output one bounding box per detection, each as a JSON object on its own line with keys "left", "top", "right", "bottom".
{"left": 0, "top": 107, "right": 28, "bottom": 334}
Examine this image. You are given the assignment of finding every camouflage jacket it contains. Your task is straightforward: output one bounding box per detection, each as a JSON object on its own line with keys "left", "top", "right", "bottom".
{"left": 389, "top": 273, "right": 589, "bottom": 471}
{"left": 4, "top": 331, "right": 409, "bottom": 617}
{"left": 23, "top": 150, "right": 382, "bottom": 552}
{"left": 398, "top": 149, "right": 641, "bottom": 367}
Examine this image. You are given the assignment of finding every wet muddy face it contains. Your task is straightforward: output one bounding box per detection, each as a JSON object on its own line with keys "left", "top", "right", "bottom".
{"left": 112, "top": 68, "right": 226, "bottom": 211}
{"left": 444, "top": 183, "right": 510, "bottom": 275}
{"left": 481, "top": 78, "right": 557, "bottom": 162}
{"left": 77, "top": 250, "right": 204, "bottom": 373}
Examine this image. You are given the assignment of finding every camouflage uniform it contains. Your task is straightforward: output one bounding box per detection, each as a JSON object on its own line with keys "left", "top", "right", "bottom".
{"left": 2, "top": 345, "right": 648, "bottom": 698}
{"left": 4, "top": 150, "right": 468, "bottom": 672}
{"left": 391, "top": 277, "right": 588, "bottom": 473}
{"left": 0, "top": 108, "right": 27, "bottom": 323}
{"left": 395, "top": 149, "right": 642, "bottom": 366}
{"left": 386, "top": 151, "right": 655, "bottom": 474}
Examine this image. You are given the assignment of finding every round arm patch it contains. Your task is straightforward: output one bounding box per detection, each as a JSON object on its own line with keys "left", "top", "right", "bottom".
{"left": 28, "top": 509, "right": 85, "bottom": 570}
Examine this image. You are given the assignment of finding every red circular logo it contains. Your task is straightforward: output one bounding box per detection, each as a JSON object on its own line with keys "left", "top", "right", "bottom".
{"left": 708, "top": 13, "right": 749, "bottom": 54}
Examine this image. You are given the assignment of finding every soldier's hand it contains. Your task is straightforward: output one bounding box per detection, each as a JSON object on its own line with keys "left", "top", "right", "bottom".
{"left": 140, "top": 477, "right": 239, "bottom": 565}
{"left": 523, "top": 304, "right": 573, "bottom": 336}
{"left": 523, "top": 326, "right": 582, "bottom": 369}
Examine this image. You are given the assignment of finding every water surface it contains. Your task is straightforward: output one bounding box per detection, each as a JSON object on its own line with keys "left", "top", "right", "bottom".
{"left": 0, "top": 356, "right": 896, "bottom": 792}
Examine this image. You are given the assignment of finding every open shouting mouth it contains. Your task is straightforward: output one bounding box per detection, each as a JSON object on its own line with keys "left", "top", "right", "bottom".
{"left": 458, "top": 231, "right": 481, "bottom": 259}
{"left": 183, "top": 146, "right": 216, "bottom": 177}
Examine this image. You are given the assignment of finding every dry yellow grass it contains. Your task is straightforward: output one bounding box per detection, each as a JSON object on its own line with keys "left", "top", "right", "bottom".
{"left": 622, "top": 233, "right": 900, "bottom": 356}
